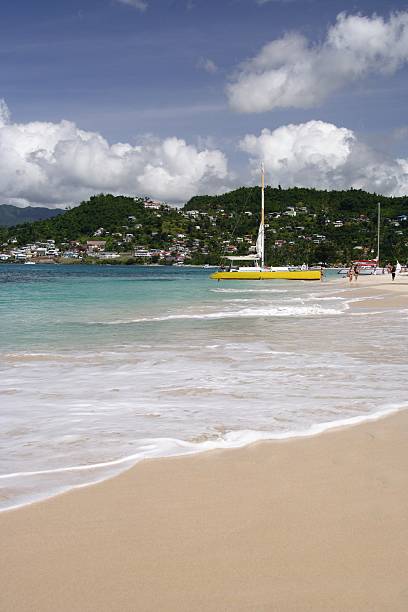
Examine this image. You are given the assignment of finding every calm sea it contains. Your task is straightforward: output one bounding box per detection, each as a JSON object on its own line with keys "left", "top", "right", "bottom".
{"left": 1, "top": 264, "right": 407, "bottom": 510}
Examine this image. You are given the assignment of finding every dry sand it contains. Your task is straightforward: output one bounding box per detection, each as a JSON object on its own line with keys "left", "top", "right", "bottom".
{"left": 1, "top": 411, "right": 408, "bottom": 612}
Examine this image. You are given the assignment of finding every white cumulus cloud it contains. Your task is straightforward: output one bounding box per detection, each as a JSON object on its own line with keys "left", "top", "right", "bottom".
{"left": 239, "top": 120, "right": 408, "bottom": 196}
{"left": 228, "top": 10, "right": 408, "bottom": 112}
{"left": 0, "top": 101, "right": 229, "bottom": 207}
{"left": 2, "top": 100, "right": 408, "bottom": 207}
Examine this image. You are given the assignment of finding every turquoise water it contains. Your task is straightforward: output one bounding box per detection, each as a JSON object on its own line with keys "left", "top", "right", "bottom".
{"left": 1, "top": 264, "right": 407, "bottom": 510}
{"left": 0, "top": 265, "right": 215, "bottom": 350}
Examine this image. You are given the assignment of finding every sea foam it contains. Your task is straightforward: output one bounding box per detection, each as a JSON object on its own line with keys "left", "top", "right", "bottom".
{"left": 1, "top": 266, "right": 408, "bottom": 512}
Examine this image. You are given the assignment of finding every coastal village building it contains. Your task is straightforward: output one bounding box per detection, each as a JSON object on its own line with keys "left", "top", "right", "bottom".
{"left": 86, "top": 240, "right": 106, "bottom": 253}
{"left": 134, "top": 248, "right": 152, "bottom": 258}
{"left": 96, "top": 252, "right": 121, "bottom": 260}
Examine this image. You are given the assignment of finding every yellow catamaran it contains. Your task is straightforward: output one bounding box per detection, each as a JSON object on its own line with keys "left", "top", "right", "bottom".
{"left": 211, "top": 165, "right": 321, "bottom": 281}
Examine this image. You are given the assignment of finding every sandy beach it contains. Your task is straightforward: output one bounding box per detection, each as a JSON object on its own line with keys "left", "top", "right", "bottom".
{"left": 3, "top": 0, "right": 408, "bottom": 607}
{"left": 1, "top": 275, "right": 408, "bottom": 612}
{"left": 1, "top": 409, "right": 407, "bottom": 612}
{"left": 336, "top": 272, "right": 408, "bottom": 308}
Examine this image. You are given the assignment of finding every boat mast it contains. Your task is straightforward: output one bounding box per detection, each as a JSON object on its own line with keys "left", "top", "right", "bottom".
{"left": 261, "top": 162, "right": 265, "bottom": 267}
{"left": 376, "top": 202, "right": 381, "bottom": 264}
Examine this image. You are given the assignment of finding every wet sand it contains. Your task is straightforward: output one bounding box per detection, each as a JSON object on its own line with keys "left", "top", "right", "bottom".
{"left": 1, "top": 409, "right": 408, "bottom": 612}
{"left": 336, "top": 273, "right": 408, "bottom": 308}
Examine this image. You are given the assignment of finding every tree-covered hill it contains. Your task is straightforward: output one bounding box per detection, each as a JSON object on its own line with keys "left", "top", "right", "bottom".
{"left": 1, "top": 189, "right": 408, "bottom": 265}
{"left": 184, "top": 187, "right": 408, "bottom": 265}
{"left": 185, "top": 186, "right": 408, "bottom": 220}
{"left": 1, "top": 195, "right": 140, "bottom": 244}
{"left": 0, "top": 204, "right": 62, "bottom": 227}
{"left": 0, "top": 194, "right": 185, "bottom": 248}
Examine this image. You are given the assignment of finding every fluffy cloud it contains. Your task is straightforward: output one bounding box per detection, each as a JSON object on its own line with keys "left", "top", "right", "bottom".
{"left": 228, "top": 11, "right": 408, "bottom": 112}
{"left": 2, "top": 100, "right": 408, "bottom": 207}
{"left": 116, "top": 0, "right": 148, "bottom": 12}
{"left": 239, "top": 120, "right": 408, "bottom": 196}
{"left": 0, "top": 101, "right": 229, "bottom": 207}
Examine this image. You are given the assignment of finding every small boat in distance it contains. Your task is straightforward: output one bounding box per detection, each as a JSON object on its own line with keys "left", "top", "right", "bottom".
{"left": 211, "top": 164, "right": 321, "bottom": 281}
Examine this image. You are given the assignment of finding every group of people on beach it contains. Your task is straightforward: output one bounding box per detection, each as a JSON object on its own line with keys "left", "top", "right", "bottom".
{"left": 347, "top": 262, "right": 397, "bottom": 283}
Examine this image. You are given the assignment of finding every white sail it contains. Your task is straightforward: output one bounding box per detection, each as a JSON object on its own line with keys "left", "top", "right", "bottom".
{"left": 256, "top": 222, "right": 264, "bottom": 260}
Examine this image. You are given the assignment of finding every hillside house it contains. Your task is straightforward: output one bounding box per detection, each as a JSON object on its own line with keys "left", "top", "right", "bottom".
{"left": 86, "top": 240, "right": 106, "bottom": 253}
{"left": 144, "top": 199, "right": 162, "bottom": 210}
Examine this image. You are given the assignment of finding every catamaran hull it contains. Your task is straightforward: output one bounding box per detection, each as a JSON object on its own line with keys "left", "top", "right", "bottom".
{"left": 210, "top": 270, "right": 321, "bottom": 281}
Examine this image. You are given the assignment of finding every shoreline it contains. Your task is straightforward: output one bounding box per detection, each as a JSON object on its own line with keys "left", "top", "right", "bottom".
{"left": 336, "top": 274, "right": 408, "bottom": 308}
{"left": 1, "top": 273, "right": 408, "bottom": 610}
{"left": 1, "top": 409, "right": 408, "bottom": 611}
{"left": 1, "top": 401, "right": 407, "bottom": 515}
{"left": 1, "top": 275, "right": 408, "bottom": 515}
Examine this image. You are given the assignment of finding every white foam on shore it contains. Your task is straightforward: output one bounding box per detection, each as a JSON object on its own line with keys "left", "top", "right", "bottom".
{"left": 350, "top": 311, "right": 384, "bottom": 316}
{"left": 1, "top": 402, "right": 406, "bottom": 513}
{"left": 210, "top": 288, "right": 289, "bottom": 293}
{"left": 2, "top": 271, "right": 407, "bottom": 514}
{"left": 88, "top": 303, "right": 346, "bottom": 325}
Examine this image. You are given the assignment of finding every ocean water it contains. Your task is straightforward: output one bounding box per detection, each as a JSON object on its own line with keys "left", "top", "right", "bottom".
{"left": 1, "top": 264, "right": 407, "bottom": 510}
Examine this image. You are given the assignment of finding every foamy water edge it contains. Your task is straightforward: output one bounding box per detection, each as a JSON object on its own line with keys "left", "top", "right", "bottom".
{"left": 1, "top": 403, "right": 406, "bottom": 513}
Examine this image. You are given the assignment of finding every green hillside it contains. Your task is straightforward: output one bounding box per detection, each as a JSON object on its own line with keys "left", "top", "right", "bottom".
{"left": 0, "top": 194, "right": 187, "bottom": 252}
{"left": 184, "top": 187, "right": 408, "bottom": 265}
{"left": 0, "top": 204, "right": 62, "bottom": 227}
{"left": 1, "top": 189, "right": 408, "bottom": 265}
{"left": 185, "top": 186, "right": 408, "bottom": 219}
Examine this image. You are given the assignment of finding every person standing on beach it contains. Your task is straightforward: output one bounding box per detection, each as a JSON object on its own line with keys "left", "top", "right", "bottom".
{"left": 391, "top": 263, "right": 396, "bottom": 281}
{"left": 348, "top": 267, "right": 353, "bottom": 283}
{"left": 353, "top": 264, "right": 359, "bottom": 281}
{"left": 320, "top": 265, "right": 325, "bottom": 281}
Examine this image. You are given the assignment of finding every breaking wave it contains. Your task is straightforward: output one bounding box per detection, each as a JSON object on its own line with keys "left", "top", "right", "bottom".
{"left": 88, "top": 304, "right": 347, "bottom": 326}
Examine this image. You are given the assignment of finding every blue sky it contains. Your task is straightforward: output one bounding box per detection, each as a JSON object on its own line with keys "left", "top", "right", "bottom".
{"left": 1, "top": 0, "right": 408, "bottom": 205}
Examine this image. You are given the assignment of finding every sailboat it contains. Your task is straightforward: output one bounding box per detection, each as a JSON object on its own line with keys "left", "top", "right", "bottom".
{"left": 210, "top": 164, "right": 321, "bottom": 281}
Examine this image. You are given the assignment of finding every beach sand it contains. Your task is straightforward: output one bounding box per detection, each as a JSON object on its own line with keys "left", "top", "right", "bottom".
{"left": 1, "top": 278, "right": 408, "bottom": 612}
{"left": 1, "top": 410, "right": 408, "bottom": 612}
{"left": 337, "top": 273, "right": 408, "bottom": 309}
